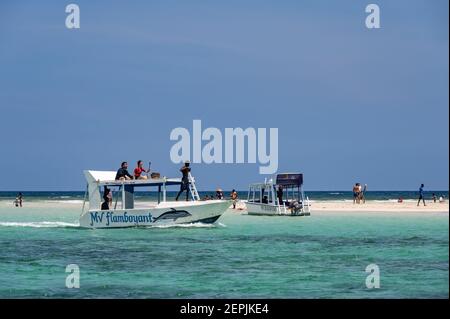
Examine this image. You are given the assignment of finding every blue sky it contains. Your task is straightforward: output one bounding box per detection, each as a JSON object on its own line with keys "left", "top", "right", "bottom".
{"left": 0, "top": 0, "right": 448, "bottom": 191}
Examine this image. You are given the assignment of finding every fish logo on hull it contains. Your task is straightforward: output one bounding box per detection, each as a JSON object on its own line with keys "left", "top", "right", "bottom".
{"left": 153, "top": 208, "right": 192, "bottom": 222}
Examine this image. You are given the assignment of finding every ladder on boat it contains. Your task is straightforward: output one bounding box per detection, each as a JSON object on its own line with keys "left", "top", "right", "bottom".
{"left": 188, "top": 172, "right": 201, "bottom": 201}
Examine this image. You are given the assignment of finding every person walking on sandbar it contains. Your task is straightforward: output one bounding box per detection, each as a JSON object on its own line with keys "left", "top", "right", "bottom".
{"left": 175, "top": 161, "right": 191, "bottom": 201}
{"left": 417, "top": 183, "right": 426, "bottom": 206}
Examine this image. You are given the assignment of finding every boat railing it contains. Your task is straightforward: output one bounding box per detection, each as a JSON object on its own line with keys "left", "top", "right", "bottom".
{"left": 81, "top": 184, "right": 88, "bottom": 216}
{"left": 277, "top": 201, "right": 286, "bottom": 215}
{"left": 305, "top": 196, "right": 311, "bottom": 213}
{"left": 188, "top": 172, "right": 201, "bottom": 201}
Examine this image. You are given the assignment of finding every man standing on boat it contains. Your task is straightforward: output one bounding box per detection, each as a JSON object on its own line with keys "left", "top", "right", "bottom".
{"left": 175, "top": 160, "right": 191, "bottom": 201}
{"left": 277, "top": 185, "right": 283, "bottom": 205}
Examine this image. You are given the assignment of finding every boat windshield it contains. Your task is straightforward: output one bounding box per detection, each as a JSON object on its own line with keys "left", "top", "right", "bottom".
{"left": 247, "top": 184, "right": 275, "bottom": 204}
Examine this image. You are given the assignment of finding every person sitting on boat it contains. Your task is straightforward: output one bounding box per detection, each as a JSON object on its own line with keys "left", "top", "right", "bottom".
{"left": 216, "top": 188, "right": 224, "bottom": 200}
{"left": 231, "top": 189, "right": 238, "bottom": 209}
{"left": 103, "top": 186, "right": 112, "bottom": 208}
{"left": 134, "top": 160, "right": 149, "bottom": 180}
{"left": 175, "top": 161, "right": 191, "bottom": 201}
{"left": 115, "top": 162, "right": 133, "bottom": 180}
{"left": 277, "top": 185, "right": 283, "bottom": 205}
{"left": 101, "top": 196, "right": 110, "bottom": 210}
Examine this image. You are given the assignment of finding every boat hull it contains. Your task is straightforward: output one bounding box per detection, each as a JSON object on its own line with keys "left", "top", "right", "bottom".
{"left": 246, "top": 202, "right": 310, "bottom": 216}
{"left": 79, "top": 200, "right": 231, "bottom": 229}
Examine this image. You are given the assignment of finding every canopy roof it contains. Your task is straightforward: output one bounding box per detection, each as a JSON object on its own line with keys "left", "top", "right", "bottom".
{"left": 276, "top": 173, "right": 303, "bottom": 187}
{"left": 83, "top": 170, "right": 182, "bottom": 187}
{"left": 249, "top": 173, "right": 304, "bottom": 188}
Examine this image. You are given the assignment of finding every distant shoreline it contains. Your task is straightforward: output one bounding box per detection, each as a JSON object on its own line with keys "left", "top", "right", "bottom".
{"left": 1, "top": 198, "right": 448, "bottom": 214}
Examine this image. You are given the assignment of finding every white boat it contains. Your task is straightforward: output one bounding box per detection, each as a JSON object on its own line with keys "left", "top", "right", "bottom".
{"left": 245, "top": 173, "right": 311, "bottom": 216}
{"left": 80, "top": 170, "right": 230, "bottom": 228}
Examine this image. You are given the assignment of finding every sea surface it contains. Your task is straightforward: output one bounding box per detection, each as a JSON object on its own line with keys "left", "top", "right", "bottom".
{"left": 0, "top": 191, "right": 448, "bottom": 298}
{"left": 1, "top": 190, "right": 449, "bottom": 202}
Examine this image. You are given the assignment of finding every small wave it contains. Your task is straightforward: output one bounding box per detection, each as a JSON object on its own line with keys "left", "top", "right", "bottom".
{"left": 0, "top": 221, "right": 79, "bottom": 228}
{"left": 44, "top": 200, "right": 83, "bottom": 204}
{"left": 372, "top": 199, "right": 416, "bottom": 203}
{"left": 328, "top": 192, "right": 341, "bottom": 195}
{"left": 147, "top": 222, "right": 217, "bottom": 229}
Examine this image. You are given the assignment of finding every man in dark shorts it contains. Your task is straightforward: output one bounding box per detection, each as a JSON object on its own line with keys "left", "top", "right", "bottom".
{"left": 175, "top": 161, "right": 191, "bottom": 201}
{"left": 277, "top": 185, "right": 283, "bottom": 205}
{"left": 115, "top": 162, "right": 133, "bottom": 180}
{"left": 417, "top": 183, "right": 426, "bottom": 206}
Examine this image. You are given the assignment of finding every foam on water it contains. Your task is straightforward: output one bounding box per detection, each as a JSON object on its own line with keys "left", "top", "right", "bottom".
{"left": 0, "top": 220, "right": 226, "bottom": 229}
{"left": 0, "top": 221, "right": 79, "bottom": 228}
{"left": 146, "top": 222, "right": 219, "bottom": 229}
{"left": 43, "top": 200, "right": 84, "bottom": 204}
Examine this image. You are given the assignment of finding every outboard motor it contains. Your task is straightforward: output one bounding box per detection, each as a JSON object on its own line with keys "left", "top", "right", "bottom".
{"left": 289, "top": 200, "right": 303, "bottom": 215}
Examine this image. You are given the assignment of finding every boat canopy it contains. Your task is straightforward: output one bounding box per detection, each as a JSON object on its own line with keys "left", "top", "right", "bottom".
{"left": 83, "top": 170, "right": 184, "bottom": 211}
{"left": 248, "top": 173, "right": 304, "bottom": 188}
{"left": 246, "top": 173, "right": 308, "bottom": 212}
{"left": 275, "top": 173, "right": 303, "bottom": 187}
{"left": 84, "top": 170, "right": 182, "bottom": 187}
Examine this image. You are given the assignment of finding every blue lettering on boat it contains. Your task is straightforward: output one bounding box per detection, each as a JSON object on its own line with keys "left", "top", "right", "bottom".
{"left": 100, "top": 212, "right": 153, "bottom": 226}
{"left": 89, "top": 211, "right": 104, "bottom": 226}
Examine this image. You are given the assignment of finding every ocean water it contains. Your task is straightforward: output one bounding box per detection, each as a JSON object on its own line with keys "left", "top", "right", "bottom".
{"left": 0, "top": 193, "right": 448, "bottom": 298}
{"left": 1, "top": 190, "right": 449, "bottom": 201}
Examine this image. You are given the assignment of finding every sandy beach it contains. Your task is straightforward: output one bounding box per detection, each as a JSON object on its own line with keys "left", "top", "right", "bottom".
{"left": 2, "top": 199, "right": 448, "bottom": 215}
{"left": 309, "top": 200, "right": 449, "bottom": 213}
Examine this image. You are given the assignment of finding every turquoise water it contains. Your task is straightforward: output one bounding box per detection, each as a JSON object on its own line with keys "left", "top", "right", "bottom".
{"left": 0, "top": 204, "right": 448, "bottom": 298}
{"left": 1, "top": 190, "right": 449, "bottom": 202}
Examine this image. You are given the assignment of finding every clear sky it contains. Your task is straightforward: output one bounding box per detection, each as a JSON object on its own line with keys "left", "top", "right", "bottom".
{"left": 0, "top": 0, "right": 448, "bottom": 191}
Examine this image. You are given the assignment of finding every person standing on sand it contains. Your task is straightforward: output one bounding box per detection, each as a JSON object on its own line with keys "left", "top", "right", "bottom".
{"left": 231, "top": 189, "right": 238, "bottom": 209}
{"left": 417, "top": 184, "right": 426, "bottom": 206}
{"left": 360, "top": 184, "right": 367, "bottom": 204}
{"left": 352, "top": 183, "right": 360, "bottom": 204}
{"left": 18, "top": 192, "right": 23, "bottom": 207}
